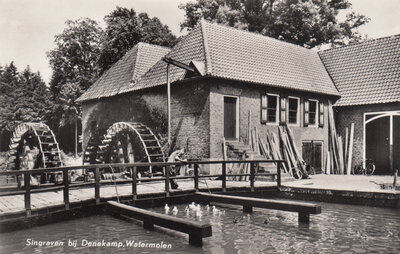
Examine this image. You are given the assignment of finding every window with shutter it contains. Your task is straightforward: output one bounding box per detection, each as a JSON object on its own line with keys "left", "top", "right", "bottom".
{"left": 261, "top": 94, "right": 279, "bottom": 124}
{"left": 304, "top": 100, "right": 309, "bottom": 127}
{"left": 266, "top": 94, "right": 279, "bottom": 123}
{"left": 287, "top": 97, "right": 299, "bottom": 125}
{"left": 319, "top": 102, "right": 324, "bottom": 127}
{"left": 280, "top": 97, "right": 286, "bottom": 124}
{"left": 306, "top": 99, "right": 318, "bottom": 127}
{"left": 261, "top": 95, "right": 267, "bottom": 123}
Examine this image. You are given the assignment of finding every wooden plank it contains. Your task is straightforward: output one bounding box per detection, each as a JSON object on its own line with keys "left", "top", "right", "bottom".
{"left": 344, "top": 127, "right": 349, "bottom": 170}
{"left": 95, "top": 167, "right": 100, "bottom": 205}
{"left": 222, "top": 162, "right": 227, "bottom": 192}
{"left": 107, "top": 201, "right": 212, "bottom": 246}
{"left": 337, "top": 136, "right": 344, "bottom": 174}
{"left": 347, "top": 123, "right": 354, "bottom": 175}
{"left": 196, "top": 193, "right": 321, "bottom": 224}
{"left": 63, "top": 168, "right": 69, "bottom": 210}
{"left": 24, "top": 172, "right": 31, "bottom": 216}
{"left": 285, "top": 124, "right": 307, "bottom": 176}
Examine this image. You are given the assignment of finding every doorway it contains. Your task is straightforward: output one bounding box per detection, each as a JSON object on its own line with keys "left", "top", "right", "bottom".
{"left": 224, "top": 96, "right": 238, "bottom": 140}
{"left": 364, "top": 111, "right": 400, "bottom": 174}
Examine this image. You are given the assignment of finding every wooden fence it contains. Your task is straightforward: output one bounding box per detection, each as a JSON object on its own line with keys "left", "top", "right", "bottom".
{"left": 0, "top": 159, "right": 284, "bottom": 216}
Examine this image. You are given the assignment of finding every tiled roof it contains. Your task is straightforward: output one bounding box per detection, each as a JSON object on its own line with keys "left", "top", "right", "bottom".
{"left": 319, "top": 35, "right": 400, "bottom": 106}
{"left": 126, "top": 20, "right": 339, "bottom": 96}
{"left": 77, "top": 43, "right": 170, "bottom": 102}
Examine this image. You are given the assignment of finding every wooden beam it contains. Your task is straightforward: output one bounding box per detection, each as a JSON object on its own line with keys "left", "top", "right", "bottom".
{"left": 163, "top": 57, "right": 196, "bottom": 73}
{"left": 196, "top": 193, "right": 321, "bottom": 224}
{"left": 107, "top": 201, "right": 212, "bottom": 246}
{"left": 166, "top": 63, "right": 171, "bottom": 144}
{"left": 347, "top": 123, "right": 354, "bottom": 175}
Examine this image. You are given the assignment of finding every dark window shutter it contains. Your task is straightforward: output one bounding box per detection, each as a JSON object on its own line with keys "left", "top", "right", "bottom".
{"left": 280, "top": 97, "right": 286, "bottom": 124}
{"left": 304, "top": 100, "right": 309, "bottom": 127}
{"left": 319, "top": 102, "right": 324, "bottom": 127}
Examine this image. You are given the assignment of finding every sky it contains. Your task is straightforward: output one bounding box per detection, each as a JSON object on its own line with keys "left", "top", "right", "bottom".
{"left": 1, "top": 0, "right": 400, "bottom": 84}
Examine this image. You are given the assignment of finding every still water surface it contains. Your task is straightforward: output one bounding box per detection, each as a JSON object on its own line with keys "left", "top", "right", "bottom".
{"left": 0, "top": 201, "right": 399, "bottom": 253}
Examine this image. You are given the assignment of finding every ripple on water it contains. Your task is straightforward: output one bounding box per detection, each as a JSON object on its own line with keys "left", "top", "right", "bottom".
{"left": 1, "top": 201, "right": 400, "bottom": 253}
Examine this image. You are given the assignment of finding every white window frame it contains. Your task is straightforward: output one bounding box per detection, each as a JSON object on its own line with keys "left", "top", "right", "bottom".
{"left": 287, "top": 96, "right": 300, "bottom": 126}
{"left": 307, "top": 99, "right": 319, "bottom": 127}
{"left": 265, "top": 93, "right": 280, "bottom": 125}
{"left": 223, "top": 95, "right": 240, "bottom": 139}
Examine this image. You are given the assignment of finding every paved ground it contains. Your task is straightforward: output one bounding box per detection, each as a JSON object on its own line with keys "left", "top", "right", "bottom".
{"left": 283, "top": 174, "right": 400, "bottom": 193}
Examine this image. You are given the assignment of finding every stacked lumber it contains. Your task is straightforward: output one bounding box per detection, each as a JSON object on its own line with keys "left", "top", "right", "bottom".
{"left": 327, "top": 100, "right": 354, "bottom": 174}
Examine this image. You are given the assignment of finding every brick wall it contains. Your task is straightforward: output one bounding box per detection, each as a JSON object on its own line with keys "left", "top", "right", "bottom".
{"left": 335, "top": 102, "right": 400, "bottom": 171}
{"left": 209, "top": 79, "right": 333, "bottom": 170}
{"left": 81, "top": 81, "right": 210, "bottom": 159}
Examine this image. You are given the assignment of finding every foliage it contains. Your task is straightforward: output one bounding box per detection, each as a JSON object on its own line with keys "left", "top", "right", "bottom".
{"left": 179, "top": 0, "right": 370, "bottom": 48}
{"left": 0, "top": 63, "right": 51, "bottom": 140}
{"left": 98, "top": 7, "right": 177, "bottom": 73}
{"left": 47, "top": 18, "right": 103, "bottom": 131}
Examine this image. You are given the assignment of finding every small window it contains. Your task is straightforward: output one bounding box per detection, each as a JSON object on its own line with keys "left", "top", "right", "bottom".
{"left": 267, "top": 95, "right": 278, "bottom": 123}
{"left": 261, "top": 94, "right": 279, "bottom": 123}
{"left": 308, "top": 100, "right": 318, "bottom": 126}
{"left": 288, "top": 97, "right": 299, "bottom": 124}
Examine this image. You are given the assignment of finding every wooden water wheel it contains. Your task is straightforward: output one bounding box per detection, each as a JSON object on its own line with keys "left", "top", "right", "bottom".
{"left": 83, "top": 122, "right": 165, "bottom": 176}
{"left": 6, "top": 122, "right": 63, "bottom": 183}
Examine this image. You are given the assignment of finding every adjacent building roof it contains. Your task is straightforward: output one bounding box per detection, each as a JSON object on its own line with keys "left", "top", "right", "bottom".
{"left": 77, "top": 43, "right": 170, "bottom": 102}
{"left": 125, "top": 20, "right": 339, "bottom": 96}
{"left": 319, "top": 34, "right": 400, "bottom": 107}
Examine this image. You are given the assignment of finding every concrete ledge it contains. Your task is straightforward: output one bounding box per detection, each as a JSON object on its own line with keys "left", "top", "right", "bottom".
{"left": 279, "top": 186, "right": 400, "bottom": 208}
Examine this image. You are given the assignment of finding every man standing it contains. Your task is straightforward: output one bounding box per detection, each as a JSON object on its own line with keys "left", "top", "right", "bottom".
{"left": 167, "top": 148, "right": 186, "bottom": 189}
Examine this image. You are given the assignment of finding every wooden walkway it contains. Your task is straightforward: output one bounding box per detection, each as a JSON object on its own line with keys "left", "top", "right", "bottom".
{"left": 0, "top": 180, "right": 276, "bottom": 215}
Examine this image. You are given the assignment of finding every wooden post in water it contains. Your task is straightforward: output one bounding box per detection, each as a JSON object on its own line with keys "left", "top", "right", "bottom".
{"left": 63, "top": 168, "right": 69, "bottom": 210}
{"left": 95, "top": 167, "right": 100, "bottom": 205}
{"left": 250, "top": 162, "right": 255, "bottom": 192}
{"left": 24, "top": 172, "right": 31, "bottom": 216}
{"left": 194, "top": 164, "right": 199, "bottom": 191}
{"left": 277, "top": 161, "right": 282, "bottom": 187}
{"left": 222, "top": 162, "right": 227, "bottom": 192}
{"left": 132, "top": 166, "right": 137, "bottom": 200}
{"left": 165, "top": 166, "right": 170, "bottom": 197}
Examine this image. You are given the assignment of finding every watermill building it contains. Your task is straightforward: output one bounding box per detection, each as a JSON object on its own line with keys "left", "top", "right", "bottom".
{"left": 77, "top": 20, "right": 400, "bottom": 175}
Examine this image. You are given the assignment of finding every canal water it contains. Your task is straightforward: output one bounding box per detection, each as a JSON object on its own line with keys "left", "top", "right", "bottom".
{"left": 0, "top": 201, "right": 399, "bottom": 253}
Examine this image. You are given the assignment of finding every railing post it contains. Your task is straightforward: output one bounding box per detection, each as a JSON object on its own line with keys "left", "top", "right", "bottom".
{"left": 194, "top": 163, "right": 199, "bottom": 191}
{"left": 24, "top": 172, "right": 31, "bottom": 216}
{"left": 222, "top": 162, "right": 226, "bottom": 192}
{"left": 132, "top": 166, "right": 137, "bottom": 200}
{"left": 95, "top": 167, "right": 100, "bottom": 205}
{"left": 165, "top": 166, "right": 170, "bottom": 197}
{"left": 277, "top": 161, "right": 282, "bottom": 187}
{"left": 250, "top": 162, "right": 255, "bottom": 192}
{"left": 63, "top": 168, "right": 69, "bottom": 210}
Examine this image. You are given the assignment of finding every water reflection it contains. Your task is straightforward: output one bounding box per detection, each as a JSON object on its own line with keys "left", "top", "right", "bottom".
{"left": 0, "top": 201, "right": 399, "bottom": 253}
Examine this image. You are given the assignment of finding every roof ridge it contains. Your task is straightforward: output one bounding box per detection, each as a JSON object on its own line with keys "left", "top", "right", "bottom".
{"left": 200, "top": 19, "right": 212, "bottom": 75}
{"left": 319, "top": 34, "right": 400, "bottom": 54}
{"left": 200, "top": 19, "right": 314, "bottom": 53}
{"left": 136, "top": 41, "right": 171, "bottom": 51}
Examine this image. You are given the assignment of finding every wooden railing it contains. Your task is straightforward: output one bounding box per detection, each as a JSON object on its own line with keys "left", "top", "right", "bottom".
{"left": 0, "top": 159, "right": 284, "bottom": 216}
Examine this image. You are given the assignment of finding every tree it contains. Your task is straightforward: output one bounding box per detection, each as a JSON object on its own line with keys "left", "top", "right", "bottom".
{"left": 47, "top": 18, "right": 102, "bottom": 153}
{"left": 98, "top": 7, "right": 177, "bottom": 73}
{"left": 0, "top": 63, "right": 51, "bottom": 150}
{"left": 179, "top": 0, "right": 370, "bottom": 48}
{"left": 48, "top": 18, "right": 103, "bottom": 96}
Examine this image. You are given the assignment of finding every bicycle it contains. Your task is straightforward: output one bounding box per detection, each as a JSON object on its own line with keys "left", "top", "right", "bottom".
{"left": 353, "top": 159, "right": 375, "bottom": 175}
